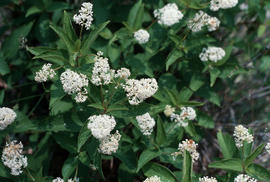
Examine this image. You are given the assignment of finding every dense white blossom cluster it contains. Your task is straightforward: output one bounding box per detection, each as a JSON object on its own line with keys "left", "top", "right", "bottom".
{"left": 0, "top": 107, "right": 16, "bottom": 130}
{"left": 91, "top": 52, "right": 114, "bottom": 86}
{"left": 60, "top": 69, "right": 89, "bottom": 103}
{"left": 170, "top": 107, "right": 196, "bottom": 127}
{"left": 266, "top": 142, "right": 270, "bottom": 154}
{"left": 234, "top": 174, "right": 257, "bottom": 182}
{"left": 2, "top": 140, "right": 28, "bottom": 176}
{"left": 154, "top": 3, "right": 183, "bottom": 26}
{"left": 73, "top": 2, "right": 93, "bottom": 30}
{"left": 115, "top": 68, "right": 131, "bottom": 80}
{"left": 199, "top": 47, "right": 226, "bottom": 63}
{"left": 123, "top": 78, "right": 158, "bottom": 105}
{"left": 143, "top": 176, "right": 162, "bottom": 182}
{"left": 173, "top": 139, "right": 199, "bottom": 162}
{"left": 34, "top": 63, "right": 56, "bottom": 83}
{"left": 233, "top": 125, "right": 254, "bottom": 148}
{"left": 210, "top": 0, "right": 238, "bottom": 11}
{"left": 134, "top": 29, "right": 150, "bottom": 44}
{"left": 52, "top": 177, "right": 79, "bottom": 182}
{"left": 199, "top": 176, "right": 218, "bottom": 182}
{"left": 87, "top": 114, "right": 116, "bottom": 140}
{"left": 136, "top": 113, "right": 156, "bottom": 135}
{"left": 164, "top": 105, "right": 176, "bottom": 117}
{"left": 99, "top": 131, "right": 121, "bottom": 155}
{"left": 188, "top": 11, "right": 220, "bottom": 32}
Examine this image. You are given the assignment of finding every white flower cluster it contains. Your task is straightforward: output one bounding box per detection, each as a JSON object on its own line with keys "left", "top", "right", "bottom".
{"left": 52, "top": 177, "right": 79, "bottom": 182}
{"left": 123, "top": 78, "right": 158, "bottom": 105}
{"left": 188, "top": 11, "right": 220, "bottom": 32}
{"left": 154, "top": 3, "right": 183, "bottom": 26}
{"left": 234, "top": 174, "right": 257, "bottom": 182}
{"left": 2, "top": 140, "right": 28, "bottom": 176}
{"left": 134, "top": 29, "right": 150, "bottom": 44}
{"left": 34, "top": 63, "right": 56, "bottom": 83}
{"left": 266, "top": 142, "right": 270, "bottom": 154}
{"left": 173, "top": 139, "right": 199, "bottom": 162}
{"left": 91, "top": 51, "right": 114, "bottom": 86}
{"left": 164, "top": 105, "right": 176, "bottom": 117}
{"left": 136, "top": 113, "right": 156, "bottom": 135}
{"left": 143, "top": 176, "right": 162, "bottom": 182}
{"left": 99, "top": 130, "right": 121, "bottom": 155}
{"left": 199, "top": 47, "right": 226, "bottom": 63}
{"left": 73, "top": 2, "right": 93, "bottom": 30}
{"left": 87, "top": 114, "right": 116, "bottom": 140}
{"left": 60, "top": 69, "right": 89, "bottom": 103}
{"left": 233, "top": 125, "right": 254, "bottom": 148}
{"left": 0, "top": 107, "right": 16, "bottom": 130}
{"left": 114, "top": 68, "right": 131, "bottom": 80}
{"left": 170, "top": 107, "right": 196, "bottom": 127}
{"left": 210, "top": 0, "right": 238, "bottom": 11}
{"left": 199, "top": 176, "right": 218, "bottom": 182}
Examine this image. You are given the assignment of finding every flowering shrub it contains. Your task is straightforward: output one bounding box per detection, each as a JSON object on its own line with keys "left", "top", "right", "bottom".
{"left": 1, "top": 0, "right": 270, "bottom": 182}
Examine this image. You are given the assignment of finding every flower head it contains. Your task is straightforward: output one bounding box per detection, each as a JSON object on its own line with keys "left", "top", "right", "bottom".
{"left": 154, "top": 3, "right": 183, "bottom": 26}
{"left": 114, "top": 68, "right": 131, "bottom": 80}
{"left": 134, "top": 29, "right": 150, "bottom": 44}
{"left": 210, "top": 0, "right": 238, "bottom": 11}
{"left": 233, "top": 125, "right": 254, "bottom": 148}
{"left": 173, "top": 139, "right": 199, "bottom": 162}
{"left": 136, "top": 113, "right": 156, "bottom": 135}
{"left": 123, "top": 78, "right": 158, "bottom": 105}
{"left": 87, "top": 114, "right": 116, "bottom": 140}
{"left": 99, "top": 131, "right": 121, "bottom": 155}
{"left": 170, "top": 107, "right": 196, "bottom": 127}
{"left": 164, "top": 105, "right": 176, "bottom": 117}
{"left": 143, "top": 176, "right": 162, "bottom": 182}
{"left": 0, "top": 107, "right": 16, "bottom": 130}
{"left": 2, "top": 140, "right": 28, "bottom": 176}
{"left": 199, "top": 47, "right": 225, "bottom": 63}
{"left": 34, "top": 63, "right": 56, "bottom": 83}
{"left": 234, "top": 174, "right": 257, "bottom": 182}
{"left": 199, "top": 176, "right": 218, "bottom": 182}
{"left": 73, "top": 2, "right": 93, "bottom": 30}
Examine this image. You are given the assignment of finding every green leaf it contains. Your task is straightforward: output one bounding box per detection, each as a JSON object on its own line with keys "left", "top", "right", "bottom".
{"left": 137, "top": 150, "right": 162, "bottom": 172}
{"left": 246, "top": 163, "right": 270, "bottom": 181}
{"left": 127, "top": 0, "right": 144, "bottom": 29}
{"left": 50, "top": 24, "right": 75, "bottom": 53}
{"left": 143, "top": 162, "right": 176, "bottom": 182}
{"left": 33, "top": 50, "right": 67, "bottom": 65}
{"left": 81, "top": 21, "right": 110, "bottom": 54}
{"left": 26, "top": 6, "right": 43, "bottom": 17}
{"left": 208, "top": 158, "right": 243, "bottom": 172}
{"left": 0, "top": 59, "right": 10, "bottom": 75}
{"left": 166, "top": 49, "right": 183, "bottom": 71}
{"left": 88, "top": 103, "right": 104, "bottom": 110}
{"left": 257, "top": 25, "right": 266, "bottom": 37}
{"left": 62, "top": 156, "right": 78, "bottom": 180}
{"left": 197, "top": 112, "right": 214, "bottom": 129}
{"left": 77, "top": 122, "right": 91, "bottom": 152}
{"left": 215, "top": 45, "right": 233, "bottom": 66}
{"left": 53, "top": 132, "right": 77, "bottom": 153}
{"left": 189, "top": 74, "right": 205, "bottom": 92}
{"left": 182, "top": 150, "right": 192, "bottom": 182}
{"left": 210, "top": 68, "right": 221, "bottom": 87}
{"left": 217, "top": 131, "right": 237, "bottom": 159}
{"left": 63, "top": 11, "right": 77, "bottom": 42}
{"left": 244, "top": 144, "right": 265, "bottom": 166}
{"left": 155, "top": 117, "right": 167, "bottom": 145}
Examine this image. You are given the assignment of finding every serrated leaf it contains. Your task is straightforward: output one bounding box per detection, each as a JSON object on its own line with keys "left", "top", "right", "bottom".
{"left": 77, "top": 122, "right": 91, "bottom": 152}
{"left": 166, "top": 49, "right": 183, "bottom": 71}
{"left": 137, "top": 150, "right": 162, "bottom": 172}
{"left": 182, "top": 151, "right": 192, "bottom": 182}
{"left": 63, "top": 11, "right": 77, "bottom": 42}
{"left": 246, "top": 163, "right": 270, "bottom": 181}
{"left": 127, "top": 0, "right": 144, "bottom": 29}
{"left": 210, "top": 68, "right": 221, "bottom": 87}
{"left": 156, "top": 117, "right": 167, "bottom": 145}
{"left": 217, "top": 131, "right": 237, "bottom": 159}
{"left": 190, "top": 74, "right": 205, "bottom": 92}
{"left": 244, "top": 144, "right": 265, "bottom": 166}
{"left": 208, "top": 158, "right": 243, "bottom": 172}
{"left": 62, "top": 156, "right": 78, "bottom": 180}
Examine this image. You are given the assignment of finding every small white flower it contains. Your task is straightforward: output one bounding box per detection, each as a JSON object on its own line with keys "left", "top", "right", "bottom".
{"left": 154, "top": 3, "right": 183, "bottom": 26}
{"left": 239, "top": 3, "right": 248, "bottom": 10}
{"left": 73, "top": 2, "right": 93, "bottom": 30}
{"left": 233, "top": 125, "right": 254, "bottom": 148}
{"left": 0, "top": 107, "right": 16, "bottom": 130}
{"left": 199, "top": 47, "right": 226, "bottom": 63}
{"left": 170, "top": 107, "right": 196, "bottom": 127}
{"left": 136, "top": 113, "right": 156, "bottom": 135}
{"left": 143, "top": 176, "right": 162, "bottom": 182}
{"left": 87, "top": 114, "right": 116, "bottom": 140}
{"left": 74, "top": 89, "right": 88, "bottom": 103}
{"left": 99, "top": 131, "right": 121, "bottom": 155}
{"left": 266, "top": 142, "right": 270, "bottom": 154}
{"left": 52, "top": 178, "right": 64, "bottom": 182}
{"left": 123, "top": 78, "right": 158, "bottom": 105}
{"left": 173, "top": 139, "right": 199, "bottom": 162}
{"left": 199, "top": 176, "right": 218, "bottom": 182}
{"left": 34, "top": 63, "right": 56, "bottom": 83}
{"left": 234, "top": 174, "right": 257, "bottom": 182}
{"left": 134, "top": 29, "right": 150, "bottom": 44}
{"left": 210, "top": 0, "right": 238, "bottom": 11}
{"left": 2, "top": 140, "right": 28, "bottom": 176}
{"left": 68, "top": 178, "right": 80, "bottom": 182}
{"left": 91, "top": 52, "right": 114, "bottom": 86}
{"left": 114, "top": 68, "right": 131, "bottom": 80}
{"left": 164, "top": 105, "right": 175, "bottom": 117}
